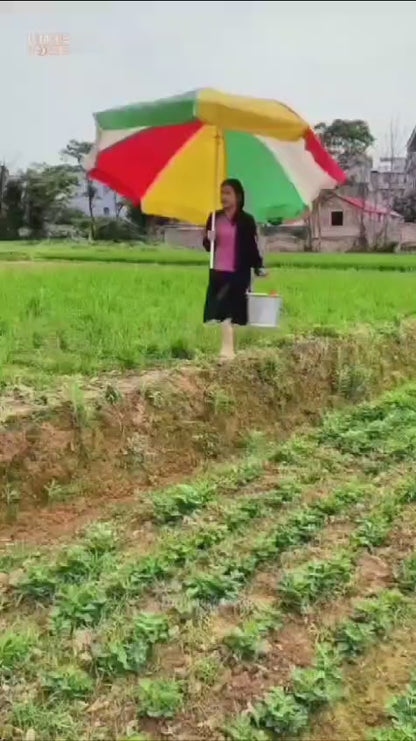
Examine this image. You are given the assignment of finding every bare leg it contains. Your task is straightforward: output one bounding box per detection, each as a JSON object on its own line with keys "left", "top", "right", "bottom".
{"left": 220, "top": 319, "right": 235, "bottom": 360}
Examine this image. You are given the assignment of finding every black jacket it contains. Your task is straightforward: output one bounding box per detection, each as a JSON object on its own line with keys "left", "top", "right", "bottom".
{"left": 203, "top": 209, "right": 263, "bottom": 275}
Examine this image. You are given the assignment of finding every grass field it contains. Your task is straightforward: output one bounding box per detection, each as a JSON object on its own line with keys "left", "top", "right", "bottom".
{"left": 1, "top": 262, "right": 416, "bottom": 388}
{"left": 2, "top": 240, "right": 416, "bottom": 271}
{"left": 1, "top": 384, "right": 416, "bottom": 740}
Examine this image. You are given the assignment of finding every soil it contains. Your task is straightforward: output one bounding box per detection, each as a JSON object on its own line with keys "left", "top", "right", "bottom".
{"left": 2, "top": 323, "right": 416, "bottom": 550}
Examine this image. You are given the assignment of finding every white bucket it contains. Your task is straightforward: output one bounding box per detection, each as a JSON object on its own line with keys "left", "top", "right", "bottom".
{"left": 247, "top": 293, "right": 283, "bottom": 328}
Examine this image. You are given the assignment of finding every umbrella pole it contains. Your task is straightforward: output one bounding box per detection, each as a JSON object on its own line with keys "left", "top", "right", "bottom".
{"left": 210, "top": 130, "right": 220, "bottom": 270}
{"left": 209, "top": 211, "right": 216, "bottom": 270}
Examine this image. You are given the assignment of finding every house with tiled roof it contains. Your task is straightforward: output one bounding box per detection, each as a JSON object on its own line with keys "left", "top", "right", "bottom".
{"left": 406, "top": 127, "right": 416, "bottom": 192}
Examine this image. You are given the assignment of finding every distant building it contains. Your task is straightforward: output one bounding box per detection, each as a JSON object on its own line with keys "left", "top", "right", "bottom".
{"left": 68, "top": 175, "right": 122, "bottom": 217}
{"left": 406, "top": 127, "right": 416, "bottom": 191}
{"left": 310, "top": 192, "right": 403, "bottom": 250}
{"left": 370, "top": 157, "right": 411, "bottom": 206}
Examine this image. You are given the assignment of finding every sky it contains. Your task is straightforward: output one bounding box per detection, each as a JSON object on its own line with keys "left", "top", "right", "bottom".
{"left": 0, "top": 0, "right": 415, "bottom": 170}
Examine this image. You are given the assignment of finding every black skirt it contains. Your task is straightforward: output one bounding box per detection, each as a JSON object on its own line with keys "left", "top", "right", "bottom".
{"left": 203, "top": 269, "right": 250, "bottom": 326}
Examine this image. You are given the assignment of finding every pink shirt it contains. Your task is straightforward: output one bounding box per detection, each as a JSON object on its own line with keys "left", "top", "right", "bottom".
{"left": 214, "top": 215, "right": 237, "bottom": 272}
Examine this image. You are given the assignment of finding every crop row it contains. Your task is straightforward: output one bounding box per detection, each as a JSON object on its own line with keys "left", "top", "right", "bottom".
{"left": 225, "top": 577, "right": 416, "bottom": 741}
{"left": 202, "top": 478, "right": 413, "bottom": 662}
{"left": 7, "top": 382, "right": 416, "bottom": 613}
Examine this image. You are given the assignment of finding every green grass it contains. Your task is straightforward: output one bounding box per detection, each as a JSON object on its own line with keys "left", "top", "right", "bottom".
{"left": 1, "top": 261, "right": 416, "bottom": 388}
{"left": 2, "top": 241, "right": 416, "bottom": 272}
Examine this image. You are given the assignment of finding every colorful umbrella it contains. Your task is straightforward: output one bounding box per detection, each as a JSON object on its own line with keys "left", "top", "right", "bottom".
{"left": 86, "top": 87, "right": 345, "bottom": 236}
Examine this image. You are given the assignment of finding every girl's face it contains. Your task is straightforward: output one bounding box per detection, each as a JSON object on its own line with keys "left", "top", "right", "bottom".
{"left": 221, "top": 184, "right": 238, "bottom": 210}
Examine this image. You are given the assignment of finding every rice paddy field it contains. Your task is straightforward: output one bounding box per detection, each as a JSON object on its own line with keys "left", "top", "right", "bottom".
{"left": 2, "top": 245, "right": 416, "bottom": 740}
{"left": 2, "top": 259, "right": 416, "bottom": 389}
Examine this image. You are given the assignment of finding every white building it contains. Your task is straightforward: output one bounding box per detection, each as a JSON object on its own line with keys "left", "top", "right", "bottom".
{"left": 68, "top": 176, "right": 121, "bottom": 217}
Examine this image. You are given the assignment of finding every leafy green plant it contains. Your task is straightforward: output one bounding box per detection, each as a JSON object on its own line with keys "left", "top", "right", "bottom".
{"left": 292, "top": 645, "right": 343, "bottom": 710}
{"left": 185, "top": 570, "right": 243, "bottom": 604}
{"left": 251, "top": 686, "right": 308, "bottom": 736}
{"left": 93, "top": 613, "right": 170, "bottom": 678}
{"left": 152, "top": 482, "right": 216, "bottom": 523}
{"left": 224, "top": 715, "right": 269, "bottom": 741}
{"left": 334, "top": 590, "right": 407, "bottom": 660}
{"left": 353, "top": 503, "right": 397, "bottom": 550}
{"left": 277, "top": 555, "right": 353, "bottom": 614}
{"left": 137, "top": 678, "right": 184, "bottom": 719}
{"left": 224, "top": 609, "right": 282, "bottom": 660}
{"left": 387, "top": 678, "right": 416, "bottom": 728}
{"left": 52, "top": 583, "right": 108, "bottom": 632}
{"left": 83, "top": 522, "right": 118, "bottom": 554}
{"left": 15, "top": 564, "right": 58, "bottom": 602}
{"left": 370, "top": 673, "right": 416, "bottom": 739}
{"left": 334, "top": 619, "right": 376, "bottom": 660}
{"left": 41, "top": 665, "right": 93, "bottom": 700}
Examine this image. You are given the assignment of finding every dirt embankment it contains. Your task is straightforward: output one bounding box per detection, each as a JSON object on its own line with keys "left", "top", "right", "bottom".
{"left": 1, "top": 321, "right": 416, "bottom": 544}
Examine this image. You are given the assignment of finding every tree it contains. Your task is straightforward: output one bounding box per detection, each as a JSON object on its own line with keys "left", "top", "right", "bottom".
{"left": 315, "top": 119, "right": 375, "bottom": 170}
{"left": 1, "top": 177, "right": 24, "bottom": 238}
{"left": 23, "top": 164, "right": 78, "bottom": 237}
{"left": 61, "top": 139, "right": 97, "bottom": 240}
{"left": 126, "top": 201, "right": 148, "bottom": 235}
{"left": 393, "top": 192, "right": 416, "bottom": 222}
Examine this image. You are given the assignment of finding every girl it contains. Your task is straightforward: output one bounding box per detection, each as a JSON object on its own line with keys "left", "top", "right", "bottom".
{"left": 203, "top": 178, "right": 266, "bottom": 359}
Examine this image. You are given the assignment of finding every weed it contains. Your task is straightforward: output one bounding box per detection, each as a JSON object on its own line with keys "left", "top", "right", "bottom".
{"left": 41, "top": 665, "right": 93, "bottom": 700}
{"left": 337, "top": 361, "right": 372, "bottom": 402}
{"left": 0, "top": 627, "right": 39, "bottom": 678}
{"left": 397, "top": 554, "right": 416, "bottom": 593}
{"left": 105, "top": 384, "right": 123, "bottom": 404}
{"left": 44, "top": 479, "right": 78, "bottom": 504}
{"left": 137, "top": 678, "right": 184, "bottom": 719}
{"left": 207, "top": 388, "right": 235, "bottom": 415}
{"left": 2, "top": 484, "right": 21, "bottom": 523}
{"left": 10, "top": 702, "right": 80, "bottom": 740}
{"left": 192, "top": 656, "right": 222, "bottom": 686}
{"left": 69, "top": 382, "right": 92, "bottom": 427}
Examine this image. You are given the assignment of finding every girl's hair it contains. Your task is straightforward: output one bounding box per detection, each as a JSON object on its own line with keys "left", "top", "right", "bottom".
{"left": 221, "top": 178, "right": 245, "bottom": 209}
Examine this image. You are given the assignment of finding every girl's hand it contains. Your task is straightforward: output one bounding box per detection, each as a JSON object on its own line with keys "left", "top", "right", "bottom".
{"left": 207, "top": 230, "right": 215, "bottom": 242}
